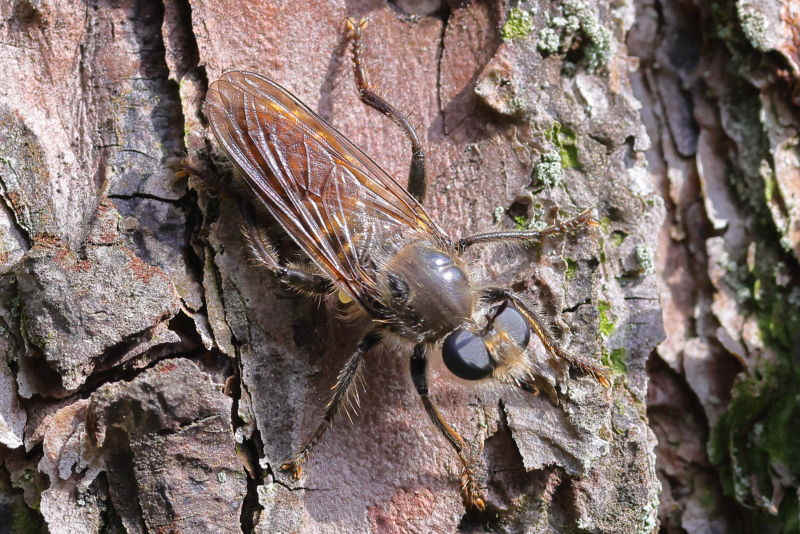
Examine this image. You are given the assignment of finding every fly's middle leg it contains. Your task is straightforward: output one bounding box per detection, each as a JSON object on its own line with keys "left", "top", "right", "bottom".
{"left": 410, "top": 344, "right": 487, "bottom": 511}
{"left": 344, "top": 17, "right": 427, "bottom": 204}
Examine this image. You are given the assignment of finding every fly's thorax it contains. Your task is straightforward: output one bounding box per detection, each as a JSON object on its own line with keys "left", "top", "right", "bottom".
{"left": 378, "top": 241, "right": 473, "bottom": 339}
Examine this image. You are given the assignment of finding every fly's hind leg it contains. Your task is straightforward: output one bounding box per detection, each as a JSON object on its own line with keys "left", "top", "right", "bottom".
{"left": 280, "top": 330, "right": 382, "bottom": 479}
{"left": 410, "top": 344, "right": 487, "bottom": 511}
{"left": 174, "top": 164, "right": 332, "bottom": 295}
{"left": 344, "top": 17, "right": 426, "bottom": 204}
{"left": 243, "top": 226, "right": 333, "bottom": 296}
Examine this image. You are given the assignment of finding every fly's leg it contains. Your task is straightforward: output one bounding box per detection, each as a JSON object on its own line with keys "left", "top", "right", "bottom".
{"left": 280, "top": 330, "right": 381, "bottom": 479}
{"left": 482, "top": 288, "right": 610, "bottom": 387}
{"left": 410, "top": 344, "right": 487, "bottom": 510}
{"left": 345, "top": 17, "right": 426, "bottom": 204}
{"left": 173, "top": 164, "right": 333, "bottom": 295}
{"left": 456, "top": 208, "right": 597, "bottom": 252}
{"left": 243, "top": 226, "right": 333, "bottom": 296}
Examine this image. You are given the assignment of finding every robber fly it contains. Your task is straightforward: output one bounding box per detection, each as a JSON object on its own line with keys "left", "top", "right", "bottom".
{"left": 204, "top": 18, "right": 607, "bottom": 511}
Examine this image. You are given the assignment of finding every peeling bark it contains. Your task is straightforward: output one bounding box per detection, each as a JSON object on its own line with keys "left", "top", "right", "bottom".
{"left": 631, "top": 0, "right": 800, "bottom": 532}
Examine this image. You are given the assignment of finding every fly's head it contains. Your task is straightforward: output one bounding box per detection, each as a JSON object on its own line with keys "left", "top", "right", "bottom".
{"left": 376, "top": 241, "right": 533, "bottom": 381}
{"left": 441, "top": 301, "right": 532, "bottom": 381}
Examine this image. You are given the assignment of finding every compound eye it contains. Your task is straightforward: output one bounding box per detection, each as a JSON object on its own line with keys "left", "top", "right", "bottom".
{"left": 493, "top": 306, "right": 530, "bottom": 348}
{"left": 442, "top": 329, "right": 493, "bottom": 380}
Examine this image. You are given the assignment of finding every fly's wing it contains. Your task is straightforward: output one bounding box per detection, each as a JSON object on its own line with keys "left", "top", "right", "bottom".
{"left": 204, "top": 71, "right": 449, "bottom": 306}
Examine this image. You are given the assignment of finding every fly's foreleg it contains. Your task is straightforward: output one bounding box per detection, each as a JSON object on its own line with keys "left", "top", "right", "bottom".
{"left": 345, "top": 17, "right": 426, "bottom": 204}
{"left": 456, "top": 208, "right": 597, "bottom": 252}
{"left": 280, "top": 330, "right": 381, "bottom": 479}
{"left": 243, "top": 226, "right": 333, "bottom": 296}
{"left": 410, "top": 344, "right": 487, "bottom": 511}
{"left": 482, "top": 288, "right": 610, "bottom": 387}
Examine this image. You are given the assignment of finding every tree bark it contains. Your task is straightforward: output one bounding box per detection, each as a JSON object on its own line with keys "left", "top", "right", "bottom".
{"left": 0, "top": 1, "right": 795, "bottom": 533}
